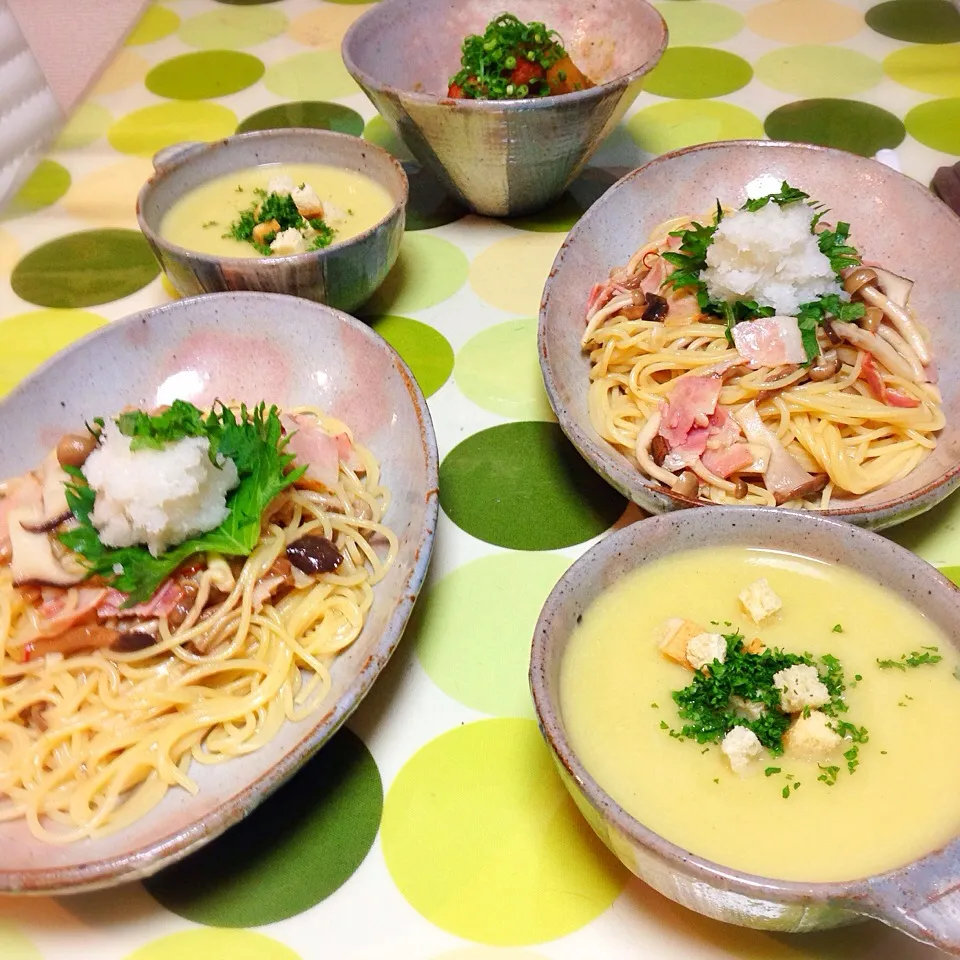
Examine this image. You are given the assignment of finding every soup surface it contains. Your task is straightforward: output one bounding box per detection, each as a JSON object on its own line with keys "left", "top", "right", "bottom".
{"left": 160, "top": 163, "right": 394, "bottom": 257}
{"left": 560, "top": 546, "right": 960, "bottom": 882}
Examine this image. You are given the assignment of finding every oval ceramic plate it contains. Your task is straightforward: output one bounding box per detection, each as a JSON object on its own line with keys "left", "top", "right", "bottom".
{"left": 539, "top": 140, "right": 960, "bottom": 530}
{"left": 0, "top": 292, "right": 438, "bottom": 894}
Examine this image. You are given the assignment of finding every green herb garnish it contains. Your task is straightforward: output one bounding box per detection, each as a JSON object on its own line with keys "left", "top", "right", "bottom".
{"left": 764, "top": 767, "right": 781, "bottom": 777}
{"left": 832, "top": 624, "right": 843, "bottom": 633}
{"left": 671, "top": 632, "right": 847, "bottom": 752}
{"left": 661, "top": 181, "right": 863, "bottom": 362}
{"left": 877, "top": 650, "right": 943, "bottom": 670}
{"left": 817, "top": 765, "right": 840, "bottom": 786}
{"left": 782, "top": 785, "right": 790, "bottom": 799}
{"left": 226, "top": 186, "right": 336, "bottom": 256}
{"left": 449, "top": 13, "right": 567, "bottom": 100}
{"left": 60, "top": 402, "right": 304, "bottom": 606}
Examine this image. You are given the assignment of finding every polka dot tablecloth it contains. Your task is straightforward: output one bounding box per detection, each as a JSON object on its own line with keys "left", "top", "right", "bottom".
{"left": 2, "top": 0, "right": 960, "bottom": 957}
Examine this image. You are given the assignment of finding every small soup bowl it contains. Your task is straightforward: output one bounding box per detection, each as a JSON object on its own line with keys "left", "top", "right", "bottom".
{"left": 530, "top": 507, "right": 960, "bottom": 952}
{"left": 341, "top": 0, "right": 667, "bottom": 217}
{"left": 539, "top": 140, "right": 960, "bottom": 530}
{"left": 137, "top": 129, "right": 408, "bottom": 313}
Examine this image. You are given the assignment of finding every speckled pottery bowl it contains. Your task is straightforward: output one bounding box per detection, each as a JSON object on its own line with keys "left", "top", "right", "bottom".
{"left": 137, "top": 129, "right": 408, "bottom": 312}
{"left": 341, "top": 0, "right": 667, "bottom": 217}
{"left": 0, "top": 291, "right": 438, "bottom": 894}
{"left": 530, "top": 507, "right": 960, "bottom": 952}
{"left": 539, "top": 140, "right": 960, "bottom": 530}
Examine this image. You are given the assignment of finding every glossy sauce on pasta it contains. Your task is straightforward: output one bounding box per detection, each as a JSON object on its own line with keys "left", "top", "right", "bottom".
{"left": 160, "top": 163, "right": 394, "bottom": 258}
{"left": 560, "top": 547, "right": 960, "bottom": 881}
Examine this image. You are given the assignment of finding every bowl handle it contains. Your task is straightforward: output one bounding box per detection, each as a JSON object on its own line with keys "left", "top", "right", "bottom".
{"left": 152, "top": 141, "right": 205, "bottom": 173}
{"left": 849, "top": 857, "right": 960, "bottom": 954}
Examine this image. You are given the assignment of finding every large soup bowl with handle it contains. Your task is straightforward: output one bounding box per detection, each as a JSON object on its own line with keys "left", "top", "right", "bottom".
{"left": 539, "top": 140, "right": 960, "bottom": 530}
{"left": 342, "top": 0, "right": 667, "bottom": 217}
{"left": 137, "top": 129, "right": 408, "bottom": 313}
{"left": 530, "top": 506, "right": 960, "bottom": 952}
{"left": 0, "top": 290, "right": 437, "bottom": 894}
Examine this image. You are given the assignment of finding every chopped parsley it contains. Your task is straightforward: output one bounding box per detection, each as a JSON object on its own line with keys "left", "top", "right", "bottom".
{"left": 671, "top": 631, "right": 850, "bottom": 752}
{"left": 876, "top": 649, "right": 943, "bottom": 670}
{"left": 781, "top": 785, "right": 790, "bottom": 799}
{"left": 667, "top": 628, "right": 867, "bottom": 790}
{"left": 817, "top": 765, "right": 840, "bottom": 786}
{"left": 832, "top": 624, "right": 844, "bottom": 633}
{"left": 60, "top": 402, "right": 304, "bottom": 605}
{"left": 661, "top": 181, "right": 863, "bottom": 362}
{"left": 225, "top": 185, "right": 336, "bottom": 256}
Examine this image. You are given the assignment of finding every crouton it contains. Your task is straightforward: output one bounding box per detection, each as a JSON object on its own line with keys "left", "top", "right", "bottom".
{"left": 738, "top": 578, "right": 782, "bottom": 624}
{"left": 267, "top": 175, "right": 296, "bottom": 196}
{"left": 291, "top": 183, "right": 324, "bottom": 220}
{"left": 252, "top": 218, "right": 281, "bottom": 246}
{"left": 783, "top": 710, "right": 841, "bottom": 761}
{"left": 742, "top": 636, "right": 766, "bottom": 655}
{"left": 721, "top": 725, "right": 763, "bottom": 774}
{"left": 686, "top": 632, "right": 727, "bottom": 672}
{"left": 269, "top": 227, "right": 307, "bottom": 256}
{"left": 772, "top": 663, "right": 830, "bottom": 714}
{"left": 730, "top": 696, "right": 764, "bottom": 721}
{"left": 654, "top": 618, "right": 704, "bottom": 667}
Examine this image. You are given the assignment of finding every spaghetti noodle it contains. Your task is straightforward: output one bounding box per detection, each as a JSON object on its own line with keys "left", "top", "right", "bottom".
{"left": 0, "top": 404, "right": 396, "bottom": 843}
{"left": 582, "top": 188, "right": 943, "bottom": 508}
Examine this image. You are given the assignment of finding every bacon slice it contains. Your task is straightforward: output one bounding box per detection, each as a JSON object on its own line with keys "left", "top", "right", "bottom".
{"left": 732, "top": 316, "right": 807, "bottom": 367}
{"left": 283, "top": 413, "right": 341, "bottom": 490}
{"left": 97, "top": 579, "right": 183, "bottom": 619}
{"left": 702, "top": 443, "right": 755, "bottom": 479}
{"left": 858, "top": 352, "right": 921, "bottom": 408}
{"left": 659, "top": 375, "right": 724, "bottom": 449}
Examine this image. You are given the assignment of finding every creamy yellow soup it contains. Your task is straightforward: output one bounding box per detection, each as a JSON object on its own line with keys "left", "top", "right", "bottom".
{"left": 160, "top": 163, "right": 394, "bottom": 258}
{"left": 560, "top": 546, "right": 960, "bottom": 882}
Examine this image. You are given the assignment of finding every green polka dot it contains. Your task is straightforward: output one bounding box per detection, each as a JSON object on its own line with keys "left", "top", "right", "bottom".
{"left": 403, "top": 162, "right": 467, "bottom": 230}
{"left": 0, "top": 920, "right": 42, "bottom": 960}
{"left": 905, "top": 99, "right": 960, "bottom": 154}
{"left": 364, "top": 234, "right": 468, "bottom": 314}
{"left": 506, "top": 193, "right": 585, "bottom": 232}
{"left": 108, "top": 101, "right": 237, "bottom": 157}
{"left": 885, "top": 45, "right": 960, "bottom": 96}
{"left": 146, "top": 51, "right": 264, "bottom": 99}
{"left": 412, "top": 552, "right": 571, "bottom": 716}
{"left": 866, "top": 0, "right": 960, "bottom": 42}
{"left": 124, "top": 930, "right": 301, "bottom": 960}
{"left": 144, "top": 728, "right": 381, "bottom": 926}
{"left": 0, "top": 310, "right": 108, "bottom": 396}
{"left": 381, "top": 718, "right": 625, "bottom": 945}
{"left": 11, "top": 231, "right": 159, "bottom": 309}
{"left": 53, "top": 102, "right": 112, "bottom": 149}
{"left": 764, "top": 98, "right": 905, "bottom": 157}
{"left": 237, "top": 101, "right": 364, "bottom": 135}
{"left": 368, "top": 315, "right": 453, "bottom": 397}
{"left": 455, "top": 317, "right": 554, "bottom": 420}
{"left": 3, "top": 160, "right": 70, "bottom": 217}
{"left": 653, "top": 1, "right": 744, "bottom": 44}
{"left": 439, "top": 421, "right": 626, "bottom": 550}
{"left": 940, "top": 566, "right": 960, "bottom": 587}
{"left": 126, "top": 5, "right": 180, "bottom": 45}
{"left": 363, "top": 114, "right": 414, "bottom": 162}
{"left": 264, "top": 51, "right": 360, "bottom": 100}
{"left": 756, "top": 45, "right": 882, "bottom": 96}
{"left": 628, "top": 99, "right": 764, "bottom": 153}
{"left": 179, "top": 6, "right": 288, "bottom": 48}
{"left": 644, "top": 47, "right": 753, "bottom": 99}
{"left": 469, "top": 233, "right": 564, "bottom": 315}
